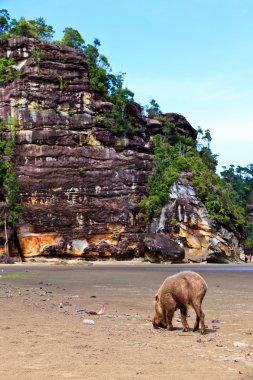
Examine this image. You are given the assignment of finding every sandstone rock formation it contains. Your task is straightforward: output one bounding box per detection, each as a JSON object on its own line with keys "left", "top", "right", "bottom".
{"left": 0, "top": 38, "right": 243, "bottom": 262}
{"left": 152, "top": 172, "right": 243, "bottom": 262}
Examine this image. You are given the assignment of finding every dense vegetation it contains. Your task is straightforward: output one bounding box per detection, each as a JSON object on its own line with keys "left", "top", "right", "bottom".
{"left": 0, "top": 8, "right": 253, "bottom": 247}
{"left": 221, "top": 165, "right": 253, "bottom": 246}
{"left": 0, "top": 118, "right": 22, "bottom": 226}
{"left": 140, "top": 123, "right": 247, "bottom": 227}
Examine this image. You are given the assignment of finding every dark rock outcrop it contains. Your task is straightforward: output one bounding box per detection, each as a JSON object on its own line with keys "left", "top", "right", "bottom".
{"left": 143, "top": 233, "right": 185, "bottom": 263}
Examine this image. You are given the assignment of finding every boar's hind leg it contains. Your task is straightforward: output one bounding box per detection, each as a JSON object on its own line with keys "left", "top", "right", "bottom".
{"left": 192, "top": 301, "right": 205, "bottom": 334}
{"left": 178, "top": 304, "right": 189, "bottom": 332}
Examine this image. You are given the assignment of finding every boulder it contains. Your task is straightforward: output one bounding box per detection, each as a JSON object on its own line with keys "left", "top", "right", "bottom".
{"left": 143, "top": 233, "right": 184, "bottom": 263}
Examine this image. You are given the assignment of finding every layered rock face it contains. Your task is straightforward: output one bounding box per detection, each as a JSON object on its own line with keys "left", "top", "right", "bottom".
{"left": 0, "top": 38, "right": 243, "bottom": 262}
{"left": 0, "top": 38, "right": 150, "bottom": 259}
{"left": 153, "top": 173, "right": 244, "bottom": 262}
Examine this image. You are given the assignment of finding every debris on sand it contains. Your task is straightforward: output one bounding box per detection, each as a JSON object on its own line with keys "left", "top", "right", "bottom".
{"left": 233, "top": 341, "right": 249, "bottom": 348}
{"left": 84, "top": 304, "right": 106, "bottom": 316}
{"left": 211, "top": 319, "right": 220, "bottom": 323}
{"left": 83, "top": 319, "right": 95, "bottom": 325}
{"left": 76, "top": 309, "right": 85, "bottom": 314}
{"left": 97, "top": 304, "right": 105, "bottom": 315}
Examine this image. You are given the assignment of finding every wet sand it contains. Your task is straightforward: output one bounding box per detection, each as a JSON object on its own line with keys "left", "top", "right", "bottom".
{"left": 0, "top": 262, "right": 253, "bottom": 380}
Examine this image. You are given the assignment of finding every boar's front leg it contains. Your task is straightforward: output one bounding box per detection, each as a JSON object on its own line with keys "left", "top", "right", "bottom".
{"left": 178, "top": 304, "right": 189, "bottom": 332}
{"left": 164, "top": 304, "right": 176, "bottom": 331}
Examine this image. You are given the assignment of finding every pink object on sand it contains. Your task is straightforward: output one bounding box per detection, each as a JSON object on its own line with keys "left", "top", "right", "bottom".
{"left": 97, "top": 304, "right": 105, "bottom": 315}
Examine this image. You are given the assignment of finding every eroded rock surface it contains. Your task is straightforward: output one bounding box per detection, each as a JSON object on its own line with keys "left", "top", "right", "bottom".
{"left": 153, "top": 172, "right": 243, "bottom": 262}
{"left": 0, "top": 38, "right": 243, "bottom": 262}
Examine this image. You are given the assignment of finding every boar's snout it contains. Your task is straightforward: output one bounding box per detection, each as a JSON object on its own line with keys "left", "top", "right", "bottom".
{"left": 152, "top": 294, "right": 166, "bottom": 329}
{"left": 152, "top": 317, "right": 160, "bottom": 329}
{"left": 152, "top": 315, "right": 166, "bottom": 329}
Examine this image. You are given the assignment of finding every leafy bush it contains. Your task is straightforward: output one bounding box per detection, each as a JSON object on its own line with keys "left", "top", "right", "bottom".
{"left": 0, "top": 118, "right": 22, "bottom": 225}
{"left": 0, "top": 57, "right": 20, "bottom": 84}
{"left": 31, "top": 46, "right": 42, "bottom": 63}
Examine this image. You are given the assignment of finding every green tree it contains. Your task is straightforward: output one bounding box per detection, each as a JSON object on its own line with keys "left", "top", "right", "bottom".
{"left": 221, "top": 164, "right": 253, "bottom": 203}
{"left": 221, "top": 164, "right": 253, "bottom": 247}
{"left": 85, "top": 40, "right": 111, "bottom": 95}
{"left": 196, "top": 127, "right": 218, "bottom": 170}
{"left": 202, "top": 129, "right": 212, "bottom": 149}
{"left": 0, "top": 11, "right": 54, "bottom": 41}
{"left": 106, "top": 72, "right": 134, "bottom": 135}
{"left": 8, "top": 17, "right": 39, "bottom": 38}
{"left": 60, "top": 27, "right": 85, "bottom": 50}
{"left": 28, "top": 17, "right": 54, "bottom": 41}
{"left": 146, "top": 99, "right": 162, "bottom": 118}
{"left": 0, "top": 9, "right": 10, "bottom": 37}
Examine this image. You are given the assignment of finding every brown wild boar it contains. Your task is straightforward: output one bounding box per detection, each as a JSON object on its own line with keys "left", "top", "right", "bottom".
{"left": 152, "top": 271, "right": 207, "bottom": 334}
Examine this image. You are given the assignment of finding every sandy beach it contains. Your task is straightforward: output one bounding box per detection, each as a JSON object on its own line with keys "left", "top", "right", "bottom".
{"left": 0, "top": 262, "right": 253, "bottom": 380}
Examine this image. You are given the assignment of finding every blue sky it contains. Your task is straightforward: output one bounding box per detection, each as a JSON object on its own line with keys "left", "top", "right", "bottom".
{"left": 1, "top": 0, "right": 253, "bottom": 172}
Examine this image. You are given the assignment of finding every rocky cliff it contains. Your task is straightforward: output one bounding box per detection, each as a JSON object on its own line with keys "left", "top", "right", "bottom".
{"left": 0, "top": 37, "right": 243, "bottom": 262}
{"left": 151, "top": 172, "right": 243, "bottom": 263}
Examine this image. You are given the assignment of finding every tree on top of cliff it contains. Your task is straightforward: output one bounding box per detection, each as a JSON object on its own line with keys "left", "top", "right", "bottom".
{"left": 145, "top": 99, "right": 162, "bottom": 118}
{"left": 59, "top": 28, "right": 114, "bottom": 95}
{"left": 196, "top": 127, "right": 218, "bottom": 171}
{"left": 84, "top": 38, "right": 113, "bottom": 96}
{"left": 59, "top": 27, "right": 134, "bottom": 101}
{"left": 0, "top": 9, "right": 10, "bottom": 36}
{"left": 0, "top": 9, "right": 55, "bottom": 41}
{"left": 106, "top": 72, "right": 135, "bottom": 135}
{"left": 59, "top": 27, "right": 85, "bottom": 50}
